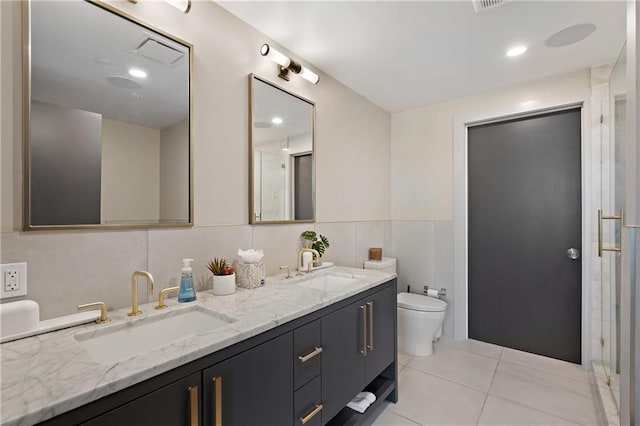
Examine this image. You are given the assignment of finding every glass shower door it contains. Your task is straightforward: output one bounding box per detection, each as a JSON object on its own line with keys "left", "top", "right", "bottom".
{"left": 600, "top": 42, "right": 626, "bottom": 408}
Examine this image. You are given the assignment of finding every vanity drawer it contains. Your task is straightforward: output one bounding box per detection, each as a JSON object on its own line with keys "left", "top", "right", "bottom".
{"left": 294, "top": 319, "right": 322, "bottom": 390}
{"left": 294, "top": 376, "right": 322, "bottom": 426}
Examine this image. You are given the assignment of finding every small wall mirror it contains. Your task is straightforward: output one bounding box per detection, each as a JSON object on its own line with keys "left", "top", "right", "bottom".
{"left": 24, "top": 0, "right": 192, "bottom": 230}
{"left": 249, "top": 74, "right": 315, "bottom": 224}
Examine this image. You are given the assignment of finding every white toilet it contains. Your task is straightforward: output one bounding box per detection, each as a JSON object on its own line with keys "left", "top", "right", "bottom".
{"left": 364, "top": 257, "right": 448, "bottom": 357}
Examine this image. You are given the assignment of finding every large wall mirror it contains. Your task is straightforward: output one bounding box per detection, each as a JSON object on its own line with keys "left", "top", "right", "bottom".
{"left": 249, "top": 74, "right": 315, "bottom": 224}
{"left": 24, "top": 0, "right": 192, "bottom": 230}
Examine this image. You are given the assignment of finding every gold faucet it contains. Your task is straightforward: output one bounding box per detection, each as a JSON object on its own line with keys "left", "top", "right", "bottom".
{"left": 77, "top": 302, "right": 109, "bottom": 323}
{"left": 129, "top": 270, "right": 155, "bottom": 316}
{"left": 156, "top": 286, "right": 180, "bottom": 310}
{"left": 298, "top": 248, "right": 319, "bottom": 273}
{"left": 280, "top": 265, "right": 291, "bottom": 279}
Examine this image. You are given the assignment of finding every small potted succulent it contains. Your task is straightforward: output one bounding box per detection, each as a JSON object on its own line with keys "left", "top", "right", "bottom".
{"left": 301, "top": 231, "right": 330, "bottom": 265}
{"left": 207, "top": 257, "right": 236, "bottom": 295}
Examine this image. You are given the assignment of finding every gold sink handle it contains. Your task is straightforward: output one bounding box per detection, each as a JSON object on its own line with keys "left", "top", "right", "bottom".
{"left": 77, "top": 301, "right": 110, "bottom": 324}
{"left": 156, "top": 286, "right": 180, "bottom": 310}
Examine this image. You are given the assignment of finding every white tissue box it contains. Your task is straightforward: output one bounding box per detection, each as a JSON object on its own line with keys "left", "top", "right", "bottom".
{"left": 235, "top": 261, "right": 265, "bottom": 289}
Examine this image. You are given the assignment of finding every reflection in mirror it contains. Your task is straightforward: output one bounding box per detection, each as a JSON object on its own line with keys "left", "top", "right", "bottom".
{"left": 25, "top": 0, "right": 192, "bottom": 229}
{"left": 249, "top": 75, "right": 314, "bottom": 223}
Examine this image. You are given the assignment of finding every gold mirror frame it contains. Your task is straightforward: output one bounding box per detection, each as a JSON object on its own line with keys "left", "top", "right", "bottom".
{"left": 23, "top": 0, "right": 194, "bottom": 231}
{"left": 248, "top": 74, "right": 316, "bottom": 225}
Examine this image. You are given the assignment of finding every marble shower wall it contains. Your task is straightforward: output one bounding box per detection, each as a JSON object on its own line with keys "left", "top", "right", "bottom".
{"left": 0, "top": 220, "right": 391, "bottom": 320}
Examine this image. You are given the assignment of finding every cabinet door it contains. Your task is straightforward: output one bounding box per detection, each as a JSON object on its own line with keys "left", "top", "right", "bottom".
{"left": 81, "top": 372, "right": 201, "bottom": 426}
{"left": 202, "top": 333, "right": 293, "bottom": 426}
{"left": 364, "top": 285, "right": 396, "bottom": 384}
{"left": 321, "top": 300, "right": 366, "bottom": 424}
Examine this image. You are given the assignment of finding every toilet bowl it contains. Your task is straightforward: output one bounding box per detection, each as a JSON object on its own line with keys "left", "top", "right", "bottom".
{"left": 362, "top": 257, "right": 447, "bottom": 356}
{"left": 397, "top": 292, "right": 447, "bottom": 357}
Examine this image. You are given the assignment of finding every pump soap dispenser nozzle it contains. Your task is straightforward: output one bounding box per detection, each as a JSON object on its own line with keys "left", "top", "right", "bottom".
{"left": 178, "top": 258, "right": 196, "bottom": 303}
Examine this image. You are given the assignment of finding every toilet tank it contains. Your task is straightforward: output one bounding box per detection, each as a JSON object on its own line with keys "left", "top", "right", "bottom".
{"left": 363, "top": 257, "right": 396, "bottom": 274}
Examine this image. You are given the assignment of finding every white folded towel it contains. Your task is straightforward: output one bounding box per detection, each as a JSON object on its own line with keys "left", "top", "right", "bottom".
{"left": 346, "top": 391, "right": 377, "bottom": 414}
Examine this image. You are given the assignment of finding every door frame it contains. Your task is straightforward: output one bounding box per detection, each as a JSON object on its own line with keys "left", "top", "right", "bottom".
{"left": 453, "top": 101, "right": 593, "bottom": 367}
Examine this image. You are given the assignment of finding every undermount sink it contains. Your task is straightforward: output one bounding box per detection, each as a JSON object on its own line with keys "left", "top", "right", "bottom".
{"left": 75, "top": 307, "right": 236, "bottom": 364}
{"left": 295, "top": 274, "right": 359, "bottom": 290}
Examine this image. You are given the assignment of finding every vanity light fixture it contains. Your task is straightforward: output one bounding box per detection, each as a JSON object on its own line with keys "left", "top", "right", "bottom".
{"left": 128, "top": 68, "right": 147, "bottom": 78}
{"left": 506, "top": 45, "right": 527, "bottom": 57}
{"left": 260, "top": 44, "right": 319, "bottom": 84}
{"left": 272, "top": 117, "right": 283, "bottom": 125}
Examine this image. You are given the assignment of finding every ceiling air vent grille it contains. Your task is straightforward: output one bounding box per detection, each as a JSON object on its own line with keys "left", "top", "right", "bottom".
{"left": 472, "top": 0, "right": 509, "bottom": 13}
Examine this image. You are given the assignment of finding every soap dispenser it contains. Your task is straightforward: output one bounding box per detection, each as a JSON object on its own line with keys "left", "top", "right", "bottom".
{"left": 178, "top": 258, "right": 196, "bottom": 303}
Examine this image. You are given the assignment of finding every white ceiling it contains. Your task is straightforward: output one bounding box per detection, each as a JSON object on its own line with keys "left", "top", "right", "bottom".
{"left": 217, "top": 0, "right": 627, "bottom": 113}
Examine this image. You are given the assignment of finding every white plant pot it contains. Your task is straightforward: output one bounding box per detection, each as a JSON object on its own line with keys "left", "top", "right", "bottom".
{"left": 212, "top": 273, "right": 236, "bottom": 295}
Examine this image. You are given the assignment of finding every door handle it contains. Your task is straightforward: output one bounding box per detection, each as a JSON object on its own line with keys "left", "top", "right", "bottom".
{"left": 566, "top": 248, "right": 580, "bottom": 260}
{"left": 188, "top": 386, "right": 199, "bottom": 426}
{"left": 212, "top": 376, "right": 222, "bottom": 426}
{"left": 366, "top": 301, "right": 374, "bottom": 351}
{"left": 598, "top": 209, "right": 624, "bottom": 256}
{"left": 360, "top": 305, "right": 367, "bottom": 356}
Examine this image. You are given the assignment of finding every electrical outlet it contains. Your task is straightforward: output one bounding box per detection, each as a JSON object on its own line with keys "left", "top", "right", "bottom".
{"left": 1, "top": 263, "right": 27, "bottom": 299}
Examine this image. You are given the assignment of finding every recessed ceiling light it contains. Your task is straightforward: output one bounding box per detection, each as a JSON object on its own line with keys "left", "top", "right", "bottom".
{"left": 506, "top": 46, "right": 527, "bottom": 57}
{"left": 272, "top": 117, "right": 283, "bottom": 125}
{"left": 128, "top": 68, "right": 147, "bottom": 78}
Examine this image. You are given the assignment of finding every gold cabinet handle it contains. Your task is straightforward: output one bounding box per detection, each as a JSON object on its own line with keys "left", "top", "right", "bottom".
{"left": 367, "top": 301, "right": 374, "bottom": 351}
{"left": 188, "top": 386, "right": 199, "bottom": 426}
{"left": 598, "top": 209, "right": 624, "bottom": 256}
{"left": 300, "top": 403, "right": 323, "bottom": 425}
{"left": 360, "top": 305, "right": 367, "bottom": 355}
{"left": 298, "top": 346, "right": 323, "bottom": 363}
{"left": 213, "top": 376, "right": 222, "bottom": 426}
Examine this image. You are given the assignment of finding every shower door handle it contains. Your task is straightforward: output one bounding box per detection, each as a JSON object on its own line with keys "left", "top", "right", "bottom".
{"left": 598, "top": 209, "right": 624, "bottom": 256}
{"left": 566, "top": 248, "right": 580, "bottom": 260}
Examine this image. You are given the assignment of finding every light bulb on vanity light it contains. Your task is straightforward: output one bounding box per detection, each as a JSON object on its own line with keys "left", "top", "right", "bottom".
{"left": 260, "top": 43, "right": 319, "bottom": 85}
{"left": 260, "top": 44, "right": 291, "bottom": 68}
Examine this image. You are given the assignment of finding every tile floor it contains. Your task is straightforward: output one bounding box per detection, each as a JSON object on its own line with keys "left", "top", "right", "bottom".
{"left": 370, "top": 337, "right": 603, "bottom": 426}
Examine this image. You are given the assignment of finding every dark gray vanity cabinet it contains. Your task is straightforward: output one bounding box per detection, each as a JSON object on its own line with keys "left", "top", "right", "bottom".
{"left": 81, "top": 372, "right": 202, "bottom": 426}
{"left": 39, "top": 279, "right": 396, "bottom": 426}
{"left": 202, "top": 333, "right": 293, "bottom": 426}
{"left": 321, "top": 285, "right": 397, "bottom": 424}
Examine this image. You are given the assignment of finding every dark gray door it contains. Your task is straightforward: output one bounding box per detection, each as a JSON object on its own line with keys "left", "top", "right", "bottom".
{"left": 294, "top": 154, "right": 313, "bottom": 220}
{"left": 468, "top": 108, "right": 582, "bottom": 364}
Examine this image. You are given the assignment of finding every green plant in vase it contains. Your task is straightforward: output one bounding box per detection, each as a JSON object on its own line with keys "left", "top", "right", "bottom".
{"left": 300, "top": 231, "right": 330, "bottom": 264}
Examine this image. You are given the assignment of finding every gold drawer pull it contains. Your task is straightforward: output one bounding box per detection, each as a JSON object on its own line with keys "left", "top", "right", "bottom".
{"left": 188, "top": 386, "right": 199, "bottom": 426}
{"left": 298, "top": 347, "right": 323, "bottom": 363}
{"left": 367, "top": 301, "right": 374, "bottom": 351}
{"left": 300, "top": 403, "right": 323, "bottom": 424}
{"left": 213, "top": 376, "right": 222, "bottom": 426}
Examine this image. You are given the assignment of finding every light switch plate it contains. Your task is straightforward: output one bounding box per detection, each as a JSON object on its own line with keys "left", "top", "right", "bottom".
{"left": 1, "top": 263, "right": 27, "bottom": 299}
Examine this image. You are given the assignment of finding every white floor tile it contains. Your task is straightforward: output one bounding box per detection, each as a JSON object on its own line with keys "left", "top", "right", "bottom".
{"left": 478, "top": 396, "right": 579, "bottom": 425}
{"left": 408, "top": 345, "right": 498, "bottom": 392}
{"left": 368, "top": 402, "right": 421, "bottom": 426}
{"left": 398, "top": 352, "right": 413, "bottom": 367}
{"left": 438, "top": 336, "right": 503, "bottom": 360}
{"left": 500, "top": 347, "right": 590, "bottom": 383}
{"left": 390, "top": 367, "right": 486, "bottom": 425}
{"left": 490, "top": 362, "right": 598, "bottom": 425}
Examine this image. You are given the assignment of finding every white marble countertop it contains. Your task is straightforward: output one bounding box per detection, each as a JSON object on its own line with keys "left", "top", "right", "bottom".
{"left": 0, "top": 266, "right": 395, "bottom": 426}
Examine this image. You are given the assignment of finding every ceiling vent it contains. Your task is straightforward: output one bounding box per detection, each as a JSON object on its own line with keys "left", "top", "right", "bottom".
{"left": 471, "top": 0, "right": 510, "bottom": 13}
{"left": 131, "top": 33, "right": 186, "bottom": 66}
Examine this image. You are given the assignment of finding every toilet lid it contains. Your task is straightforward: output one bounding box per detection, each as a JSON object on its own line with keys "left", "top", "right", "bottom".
{"left": 397, "top": 292, "right": 447, "bottom": 312}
